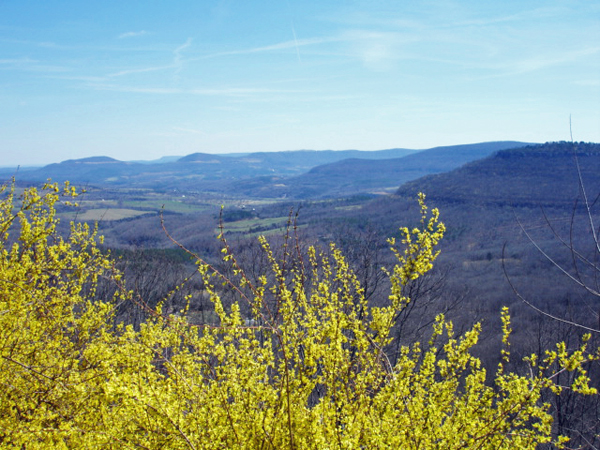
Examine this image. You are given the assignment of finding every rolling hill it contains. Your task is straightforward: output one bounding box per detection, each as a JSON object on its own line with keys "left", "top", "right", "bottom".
{"left": 395, "top": 141, "right": 600, "bottom": 207}
{"left": 336, "top": 141, "right": 600, "bottom": 316}
{"left": 9, "top": 148, "right": 417, "bottom": 188}
{"left": 231, "top": 141, "right": 533, "bottom": 198}
{"left": 8, "top": 142, "right": 531, "bottom": 198}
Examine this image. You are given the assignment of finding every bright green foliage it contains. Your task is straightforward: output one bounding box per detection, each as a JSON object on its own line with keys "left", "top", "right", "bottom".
{"left": 0, "top": 183, "right": 597, "bottom": 449}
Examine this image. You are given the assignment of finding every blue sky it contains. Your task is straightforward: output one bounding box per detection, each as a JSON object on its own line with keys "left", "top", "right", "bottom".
{"left": 1, "top": 0, "right": 599, "bottom": 166}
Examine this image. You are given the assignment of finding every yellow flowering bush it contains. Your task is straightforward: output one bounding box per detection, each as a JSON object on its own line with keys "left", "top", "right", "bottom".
{"left": 0, "top": 182, "right": 596, "bottom": 449}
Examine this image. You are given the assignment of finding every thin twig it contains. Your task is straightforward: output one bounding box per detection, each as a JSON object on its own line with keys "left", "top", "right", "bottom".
{"left": 502, "top": 243, "right": 599, "bottom": 334}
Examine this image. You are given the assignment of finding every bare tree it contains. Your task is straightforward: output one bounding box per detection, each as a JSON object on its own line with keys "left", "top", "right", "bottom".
{"left": 503, "top": 140, "right": 600, "bottom": 449}
{"left": 504, "top": 141, "right": 600, "bottom": 334}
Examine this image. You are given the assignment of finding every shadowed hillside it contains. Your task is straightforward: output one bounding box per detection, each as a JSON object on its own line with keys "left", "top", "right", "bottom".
{"left": 229, "top": 141, "right": 532, "bottom": 198}
{"left": 396, "top": 141, "right": 600, "bottom": 207}
{"left": 330, "top": 142, "right": 600, "bottom": 321}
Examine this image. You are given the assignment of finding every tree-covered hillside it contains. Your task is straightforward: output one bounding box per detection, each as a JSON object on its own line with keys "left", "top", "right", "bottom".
{"left": 1, "top": 180, "right": 597, "bottom": 449}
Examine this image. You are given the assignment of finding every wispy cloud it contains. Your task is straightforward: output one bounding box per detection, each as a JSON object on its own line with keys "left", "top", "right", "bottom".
{"left": 434, "top": 6, "right": 568, "bottom": 30}
{"left": 107, "top": 65, "right": 175, "bottom": 78}
{"left": 335, "top": 4, "right": 567, "bottom": 31}
{"left": 206, "top": 36, "right": 341, "bottom": 58}
{"left": 0, "top": 37, "right": 80, "bottom": 50}
{"left": 173, "top": 38, "right": 192, "bottom": 77}
{"left": 512, "top": 47, "right": 600, "bottom": 74}
{"left": 49, "top": 75, "right": 107, "bottom": 82}
{"left": 574, "top": 79, "right": 600, "bottom": 87}
{"left": 189, "top": 87, "right": 307, "bottom": 97}
{"left": 0, "top": 57, "right": 37, "bottom": 65}
{"left": 210, "top": 28, "right": 424, "bottom": 70}
{"left": 102, "top": 38, "right": 192, "bottom": 80}
{"left": 118, "top": 31, "right": 148, "bottom": 39}
{"left": 87, "top": 83, "right": 307, "bottom": 97}
{"left": 290, "top": 22, "right": 301, "bottom": 63}
{"left": 0, "top": 57, "right": 69, "bottom": 73}
{"left": 172, "top": 126, "right": 206, "bottom": 135}
{"left": 478, "top": 46, "right": 600, "bottom": 79}
{"left": 198, "top": 30, "right": 417, "bottom": 72}
{"left": 88, "top": 84, "right": 182, "bottom": 94}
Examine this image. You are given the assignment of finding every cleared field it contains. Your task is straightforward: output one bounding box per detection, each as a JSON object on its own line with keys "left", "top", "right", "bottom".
{"left": 221, "top": 217, "right": 287, "bottom": 232}
{"left": 75, "top": 208, "right": 154, "bottom": 221}
{"left": 217, "top": 216, "right": 309, "bottom": 238}
{"left": 123, "top": 199, "right": 205, "bottom": 213}
{"left": 334, "top": 204, "right": 363, "bottom": 211}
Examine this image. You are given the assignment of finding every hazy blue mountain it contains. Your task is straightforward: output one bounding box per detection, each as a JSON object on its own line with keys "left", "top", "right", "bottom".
{"left": 237, "top": 148, "right": 417, "bottom": 171}
{"left": 7, "top": 142, "right": 532, "bottom": 197}
{"left": 131, "top": 156, "right": 183, "bottom": 164}
{"left": 36, "top": 157, "right": 134, "bottom": 183}
{"left": 9, "top": 147, "right": 417, "bottom": 186}
{"left": 178, "top": 153, "right": 231, "bottom": 163}
{"left": 232, "top": 141, "right": 533, "bottom": 198}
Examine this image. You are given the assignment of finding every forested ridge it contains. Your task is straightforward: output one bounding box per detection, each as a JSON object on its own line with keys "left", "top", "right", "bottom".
{"left": 3, "top": 141, "right": 528, "bottom": 197}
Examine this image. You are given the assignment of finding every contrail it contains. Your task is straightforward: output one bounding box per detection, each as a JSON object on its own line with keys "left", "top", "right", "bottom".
{"left": 291, "top": 22, "right": 301, "bottom": 63}
{"left": 285, "top": 0, "right": 301, "bottom": 64}
{"left": 174, "top": 38, "right": 192, "bottom": 69}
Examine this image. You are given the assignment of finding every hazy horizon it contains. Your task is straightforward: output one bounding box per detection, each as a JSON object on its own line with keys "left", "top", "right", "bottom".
{"left": 2, "top": 140, "right": 544, "bottom": 169}
{"left": 1, "top": 0, "right": 599, "bottom": 166}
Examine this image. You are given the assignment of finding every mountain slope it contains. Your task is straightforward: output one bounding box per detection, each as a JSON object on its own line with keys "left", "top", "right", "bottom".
{"left": 11, "top": 141, "right": 532, "bottom": 199}
{"left": 13, "top": 148, "right": 418, "bottom": 187}
{"left": 395, "top": 141, "right": 600, "bottom": 207}
{"left": 233, "top": 141, "right": 533, "bottom": 198}
{"left": 315, "top": 141, "right": 600, "bottom": 339}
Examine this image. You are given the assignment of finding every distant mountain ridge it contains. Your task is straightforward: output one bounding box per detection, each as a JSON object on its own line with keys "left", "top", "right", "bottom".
{"left": 232, "top": 141, "right": 534, "bottom": 198}
{"left": 395, "top": 141, "right": 600, "bottom": 208}
{"left": 11, "top": 147, "right": 420, "bottom": 186}
{"left": 178, "top": 153, "right": 227, "bottom": 163}
{"left": 7, "top": 141, "right": 534, "bottom": 198}
{"left": 50, "top": 156, "right": 120, "bottom": 164}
